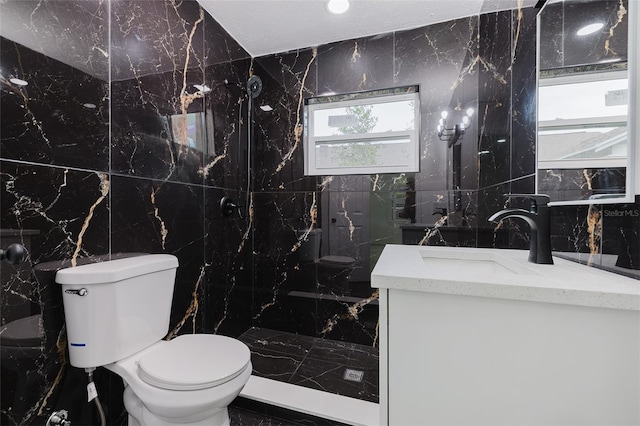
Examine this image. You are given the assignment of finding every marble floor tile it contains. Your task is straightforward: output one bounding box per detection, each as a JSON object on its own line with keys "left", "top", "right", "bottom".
{"left": 288, "top": 358, "right": 379, "bottom": 403}
{"left": 238, "top": 328, "right": 379, "bottom": 404}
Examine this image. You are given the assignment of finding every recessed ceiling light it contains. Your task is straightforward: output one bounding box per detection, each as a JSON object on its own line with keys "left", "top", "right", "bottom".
{"left": 326, "top": 0, "right": 350, "bottom": 15}
{"left": 9, "top": 77, "right": 28, "bottom": 87}
{"left": 497, "top": 138, "right": 507, "bottom": 143}
{"left": 259, "top": 105, "right": 273, "bottom": 112}
{"left": 83, "top": 103, "right": 97, "bottom": 109}
{"left": 577, "top": 22, "right": 604, "bottom": 36}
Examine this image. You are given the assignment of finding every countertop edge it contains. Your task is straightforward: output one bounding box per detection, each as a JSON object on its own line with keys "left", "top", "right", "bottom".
{"left": 371, "top": 245, "right": 640, "bottom": 311}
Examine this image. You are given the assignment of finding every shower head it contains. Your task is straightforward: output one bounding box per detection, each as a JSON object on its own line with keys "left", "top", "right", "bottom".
{"left": 246, "top": 75, "right": 262, "bottom": 99}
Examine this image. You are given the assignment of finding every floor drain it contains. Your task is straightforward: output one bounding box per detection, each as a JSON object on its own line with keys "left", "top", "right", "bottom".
{"left": 343, "top": 368, "right": 364, "bottom": 382}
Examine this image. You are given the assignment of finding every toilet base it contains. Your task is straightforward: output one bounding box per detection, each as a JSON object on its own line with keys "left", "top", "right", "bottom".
{"left": 124, "top": 386, "right": 230, "bottom": 426}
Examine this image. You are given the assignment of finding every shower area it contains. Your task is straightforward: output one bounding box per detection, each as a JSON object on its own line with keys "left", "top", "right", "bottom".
{"left": 235, "top": 58, "right": 381, "bottom": 404}
{"left": 215, "top": 64, "right": 382, "bottom": 403}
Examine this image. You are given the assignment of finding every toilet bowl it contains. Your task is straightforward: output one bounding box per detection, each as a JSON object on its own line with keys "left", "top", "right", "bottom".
{"left": 55, "top": 255, "right": 251, "bottom": 426}
{"left": 107, "top": 334, "right": 251, "bottom": 426}
{"left": 297, "top": 229, "right": 356, "bottom": 293}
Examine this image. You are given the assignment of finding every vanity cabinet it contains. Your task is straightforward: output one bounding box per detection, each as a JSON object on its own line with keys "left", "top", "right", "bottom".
{"left": 373, "top": 245, "right": 640, "bottom": 426}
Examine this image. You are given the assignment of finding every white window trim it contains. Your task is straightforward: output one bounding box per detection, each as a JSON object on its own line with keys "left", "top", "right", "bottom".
{"left": 537, "top": 69, "right": 629, "bottom": 172}
{"left": 304, "top": 91, "right": 420, "bottom": 176}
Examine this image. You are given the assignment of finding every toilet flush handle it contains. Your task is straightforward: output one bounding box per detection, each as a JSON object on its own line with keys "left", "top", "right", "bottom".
{"left": 65, "top": 288, "right": 88, "bottom": 296}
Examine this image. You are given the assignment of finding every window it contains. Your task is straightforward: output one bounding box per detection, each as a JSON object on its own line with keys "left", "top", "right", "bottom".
{"left": 304, "top": 86, "right": 420, "bottom": 176}
{"left": 537, "top": 70, "right": 627, "bottom": 170}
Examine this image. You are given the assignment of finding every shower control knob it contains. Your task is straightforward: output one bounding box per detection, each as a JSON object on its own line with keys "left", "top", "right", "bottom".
{"left": 46, "top": 409, "right": 71, "bottom": 426}
{"left": 220, "top": 196, "right": 239, "bottom": 217}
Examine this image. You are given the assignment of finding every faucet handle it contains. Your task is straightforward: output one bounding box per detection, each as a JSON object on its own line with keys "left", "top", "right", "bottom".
{"left": 504, "top": 194, "right": 550, "bottom": 206}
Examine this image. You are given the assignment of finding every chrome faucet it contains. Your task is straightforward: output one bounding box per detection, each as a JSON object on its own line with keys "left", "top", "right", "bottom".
{"left": 488, "top": 194, "right": 553, "bottom": 265}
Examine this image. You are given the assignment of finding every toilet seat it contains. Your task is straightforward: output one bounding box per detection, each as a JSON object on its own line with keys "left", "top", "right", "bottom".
{"left": 137, "top": 334, "right": 251, "bottom": 391}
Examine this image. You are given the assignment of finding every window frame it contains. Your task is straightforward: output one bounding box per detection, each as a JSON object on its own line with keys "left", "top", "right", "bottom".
{"left": 304, "top": 87, "right": 420, "bottom": 176}
{"left": 537, "top": 70, "right": 628, "bottom": 170}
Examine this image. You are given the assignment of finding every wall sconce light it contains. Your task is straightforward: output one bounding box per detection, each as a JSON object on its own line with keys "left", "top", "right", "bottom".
{"left": 437, "top": 107, "right": 474, "bottom": 147}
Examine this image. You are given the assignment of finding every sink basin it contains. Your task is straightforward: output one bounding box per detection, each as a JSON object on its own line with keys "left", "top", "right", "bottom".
{"left": 419, "top": 248, "right": 540, "bottom": 279}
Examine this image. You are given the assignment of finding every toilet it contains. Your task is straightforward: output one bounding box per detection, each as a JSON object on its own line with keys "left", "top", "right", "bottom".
{"left": 55, "top": 254, "right": 251, "bottom": 426}
{"left": 297, "top": 229, "right": 356, "bottom": 293}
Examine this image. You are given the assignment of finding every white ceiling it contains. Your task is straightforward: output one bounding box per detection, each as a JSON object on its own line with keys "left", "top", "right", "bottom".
{"left": 198, "top": 0, "right": 539, "bottom": 57}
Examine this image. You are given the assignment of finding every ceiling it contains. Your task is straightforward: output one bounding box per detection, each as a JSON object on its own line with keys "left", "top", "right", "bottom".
{"left": 197, "top": 0, "right": 539, "bottom": 57}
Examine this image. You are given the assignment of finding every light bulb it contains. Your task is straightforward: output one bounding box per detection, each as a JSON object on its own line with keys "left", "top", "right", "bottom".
{"left": 462, "top": 116, "right": 470, "bottom": 125}
{"left": 326, "top": 0, "right": 350, "bottom": 14}
{"left": 466, "top": 107, "right": 474, "bottom": 117}
{"left": 440, "top": 110, "right": 448, "bottom": 119}
{"left": 9, "top": 77, "right": 28, "bottom": 87}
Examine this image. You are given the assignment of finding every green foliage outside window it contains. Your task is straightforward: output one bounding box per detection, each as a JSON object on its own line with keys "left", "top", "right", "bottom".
{"left": 334, "top": 105, "right": 380, "bottom": 167}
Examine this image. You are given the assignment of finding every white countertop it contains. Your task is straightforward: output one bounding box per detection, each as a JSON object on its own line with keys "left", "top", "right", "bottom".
{"left": 371, "top": 245, "right": 640, "bottom": 311}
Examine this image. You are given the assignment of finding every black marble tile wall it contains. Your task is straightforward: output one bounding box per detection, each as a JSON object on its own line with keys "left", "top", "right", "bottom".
{"left": 1, "top": 13, "right": 109, "bottom": 171}
{"left": 252, "top": 51, "right": 318, "bottom": 192}
{"left": 477, "top": 10, "right": 514, "bottom": 189}
{"left": 510, "top": 7, "right": 538, "bottom": 180}
{"left": 539, "top": 167, "right": 627, "bottom": 203}
{"left": 393, "top": 17, "right": 479, "bottom": 192}
{"left": 317, "top": 34, "right": 394, "bottom": 95}
{"left": 1, "top": 0, "right": 251, "bottom": 424}
{"left": 110, "top": 0, "right": 206, "bottom": 184}
{"left": 539, "top": 0, "right": 628, "bottom": 70}
{"left": 2, "top": 0, "right": 638, "bottom": 424}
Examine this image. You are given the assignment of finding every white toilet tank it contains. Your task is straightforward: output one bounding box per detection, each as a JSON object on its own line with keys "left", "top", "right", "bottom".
{"left": 55, "top": 254, "right": 179, "bottom": 369}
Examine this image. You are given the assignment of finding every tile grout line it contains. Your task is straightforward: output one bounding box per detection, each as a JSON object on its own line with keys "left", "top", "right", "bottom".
{"left": 286, "top": 336, "right": 317, "bottom": 382}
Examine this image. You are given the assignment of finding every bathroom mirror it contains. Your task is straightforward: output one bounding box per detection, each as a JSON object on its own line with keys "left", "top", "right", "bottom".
{"left": 536, "top": 0, "right": 637, "bottom": 204}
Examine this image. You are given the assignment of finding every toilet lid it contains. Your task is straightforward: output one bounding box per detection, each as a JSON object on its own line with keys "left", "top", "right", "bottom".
{"left": 137, "top": 334, "right": 251, "bottom": 391}
{"left": 319, "top": 255, "right": 356, "bottom": 266}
